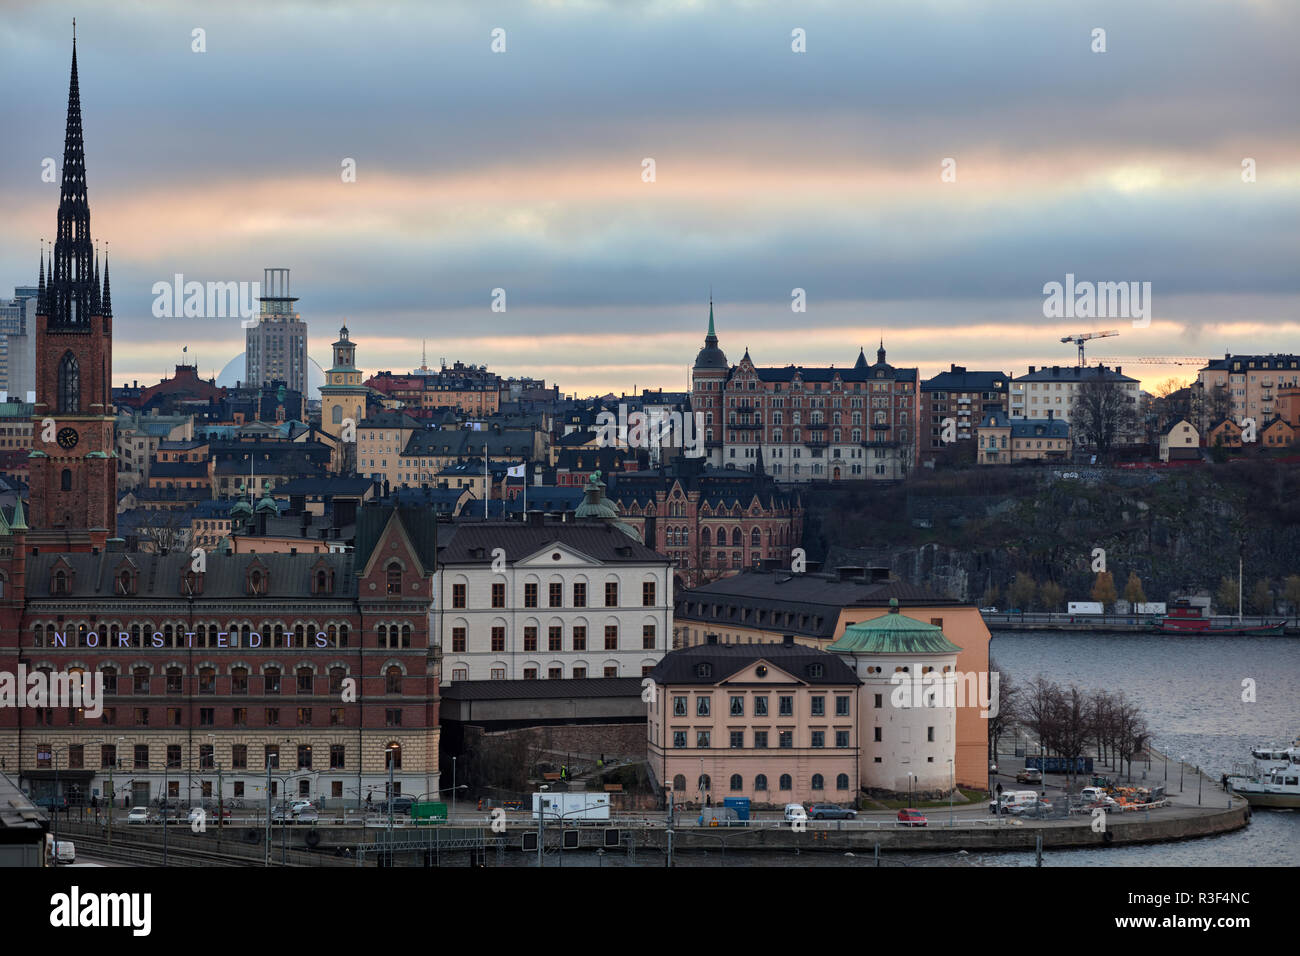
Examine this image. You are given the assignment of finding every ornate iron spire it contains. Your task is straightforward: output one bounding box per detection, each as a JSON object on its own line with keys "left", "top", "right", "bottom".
{"left": 46, "top": 35, "right": 95, "bottom": 326}
{"left": 37, "top": 244, "right": 46, "bottom": 313}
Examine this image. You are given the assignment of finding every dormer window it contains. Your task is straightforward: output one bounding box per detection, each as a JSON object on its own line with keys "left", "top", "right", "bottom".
{"left": 807, "top": 663, "right": 824, "bottom": 678}
{"left": 247, "top": 569, "right": 265, "bottom": 595}
{"left": 696, "top": 663, "right": 712, "bottom": 678}
{"left": 52, "top": 569, "right": 70, "bottom": 595}
{"left": 118, "top": 571, "right": 133, "bottom": 594}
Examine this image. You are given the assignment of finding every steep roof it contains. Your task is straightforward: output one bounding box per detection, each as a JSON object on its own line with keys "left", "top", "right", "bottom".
{"left": 649, "top": 644, "right": 860, "bottom": 687}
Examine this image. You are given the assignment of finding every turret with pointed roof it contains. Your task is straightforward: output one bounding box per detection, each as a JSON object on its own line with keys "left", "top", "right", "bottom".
{"left": 692, "top": 297, "right": 729, "bottom": 371}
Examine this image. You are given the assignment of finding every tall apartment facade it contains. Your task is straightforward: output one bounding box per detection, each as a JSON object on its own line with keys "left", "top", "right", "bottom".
{"left": 1010, "top": 364, "right": 1143, "bottom": 444}
{"left": 246, "top": 268, "right": 307, "bottom": 396}
{"left": 0, "top": 285, "right": 39, "bottom": 400}
{"left": 919, "top": 365, "right": 1010, "bottom": 463}
{"left": 691, "top": 305, "right": 918, "bottom": 482}
{"left": 1194, "top": 353, "right": 1300, "bottom": 432}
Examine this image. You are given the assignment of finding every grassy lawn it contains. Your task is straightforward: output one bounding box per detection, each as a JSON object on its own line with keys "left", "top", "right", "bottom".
{"left": 865, "top": 788, "right": 988, "bottom": 810}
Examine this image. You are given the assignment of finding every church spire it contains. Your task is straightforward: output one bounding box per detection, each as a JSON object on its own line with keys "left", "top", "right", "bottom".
{"left": 46, "top": 32, "right": 94, "bottom": 326}
{"left": 101, "top": 249, "right": 112, "bottom": 318}
{"left": 38, "top": 243, "right": 46, "bottom": 312}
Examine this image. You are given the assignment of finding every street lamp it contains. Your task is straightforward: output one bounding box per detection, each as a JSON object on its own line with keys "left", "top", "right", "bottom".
{"left": 1180, "top": 754, "right": 1186, "bottom": 793}
{"left": 46, "top": 739, "right": 102, "bottom": 864}
{"left": 947, "top": 758, "right": 954, "bottom": 827}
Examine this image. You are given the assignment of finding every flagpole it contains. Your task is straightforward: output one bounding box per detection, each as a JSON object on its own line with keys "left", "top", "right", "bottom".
{"left": 484, "top": 443, "right": 489, "bottom": 520}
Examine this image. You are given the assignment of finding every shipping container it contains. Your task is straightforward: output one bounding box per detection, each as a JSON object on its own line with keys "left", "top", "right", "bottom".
{"left": 531, "top": 792, "right": 611, "bottom": 821}
{"left": 723, "top": 797, "right": 751, "bottom": 821}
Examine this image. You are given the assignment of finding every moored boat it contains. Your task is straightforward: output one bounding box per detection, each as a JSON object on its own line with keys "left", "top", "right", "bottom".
{"left": 1148, "top": 600, "right": 1288, "bottom": 636}
{"left": 1227, "top": 754, "right": 1300, "bottom": 809}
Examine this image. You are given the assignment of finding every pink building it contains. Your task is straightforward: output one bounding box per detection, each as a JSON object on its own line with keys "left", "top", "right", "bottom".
{"left": 647, "top": 642, "right": 861, "bottom": 807}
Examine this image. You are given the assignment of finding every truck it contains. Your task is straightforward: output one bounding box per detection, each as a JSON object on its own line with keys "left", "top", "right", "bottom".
{"left": 1067, "top": 602, "right": 1104, "bottom": 615}
{"left": 722, "top": 797, "right": 751, "bottom": 821}
{"left": 1134, "top": 602, "right": 1166, "bottom": 615}
{"left": 411, "top": 801, "right": 448, "bottom": 825}
{"left": 531, "top": 792, "right": 611, "bottom": 821}
{"left": 989, "top": 790, "right": 1039, "bottom": 814}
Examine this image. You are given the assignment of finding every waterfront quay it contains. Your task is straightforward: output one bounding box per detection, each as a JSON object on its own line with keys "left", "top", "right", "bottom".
{"left": 982, "top": 612, "right": 1298, "bottom": 634}
{"left": 49, "top": 748, "right": 1246, "bottom": 865}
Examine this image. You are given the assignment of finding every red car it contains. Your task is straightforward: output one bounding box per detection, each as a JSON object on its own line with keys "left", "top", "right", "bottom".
{"left": 896, "top": 808, "right": 928, "bottom": 827}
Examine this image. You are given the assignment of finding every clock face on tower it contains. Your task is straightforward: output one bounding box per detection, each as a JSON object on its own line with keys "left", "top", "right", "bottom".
{"left": 56, "top": 427, "right": 79, "bottom": 450}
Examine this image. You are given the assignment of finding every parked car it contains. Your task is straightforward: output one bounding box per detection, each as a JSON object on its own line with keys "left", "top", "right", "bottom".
{"left": 270, "top": 805, "right": 292, "bottom": 823}
{"left": 294, "top": 807, "right": 319, "bottom": 824}
{"left": 382, "top": 797, "right": 415, "bottom": 815}
{"left": 808, "top": 804, "right": 857, "bottom": 820}
{"left": 187, "top": 807, "right": 206, "bottom": 826}
{"left": 290, "top": 800, "right": 315, "bottom": 815}
{"left": 979, "top": 607, "right": 999, "bottom": 613}
{"left": 896, "top": 808, "right": 928, "bottom": 827}
{"left": 127, "top": 807, "right": 151, "bottom": 824}
{"left": 1017, "top": 768, "right": 1043, "bottom": 784}
{"left": 46, "top": 835, "right": 76, "bottom": 864}
{"left": 783, "top": 803, "right": 808, "bottom": 825}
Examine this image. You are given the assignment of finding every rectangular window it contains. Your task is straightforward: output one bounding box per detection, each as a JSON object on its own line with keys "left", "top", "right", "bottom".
{"left": 134, "top": 707, "right": 149, "bottom": 726}
{"left": 779, "top": 731, "right": 793, "bottom": 749}
{"left": 603, "top": 666, "right": 618, "bottom": 678}
{"left": 672, "top": 696, "right": 688, "bottom": 716}
{"left": 835, "top": 695, "right": 851, "bottom": 717}
{"left": 573, "top": 582, "right": 586, "bottom": 607}
{"left": 265, "top": 669, "right": 281, "bottom": 694}
{"left": 451, "top": 627, "right": 466, "bottom": 653}
{"left": 167, "top": 707, "right": 182, "bottom": 726}
{"left": 232, "top": 707, "right": 247, "bottom": 727}
{"left": 836, "top": 730, "right": 850, "bottom": 748}
{"left": 297, "top": 707, "right": 312, "bottom": 726}
{"left": 753, "top": 696, "right": 768, "bottom": 717}
{"left": 330, "top": 707, "right": 345, "bottom": 726}
{"left": 264, "top": 745, "right": 279, "bottom": 770}
{"left": 523, "top": 626, "right": 538, "bottom": 652}
{"left": 778, "top": 696, "right": 793, "bottom": 717}
{"left": 452, "top": 583, "right": 466, "bottom": 608}
{"left": 100, "top": 744, "right": 116, "bottom": 769}
{"left": 729, "top": 696, "right": 744, "bottom": 717}
{"left": 754, "top": 731, "right": 768, "bottom": 749}
{"left": 523, "top": 667, "right": 538, "bottom": 680}
{"left": 672, "top": 731, "right": 687, "bottom": 749}
{"left": 642, "top": 581, "right": 656, "bottom": 606}
{"left": 524, "top": 582, "right": 538, "bottom": 608}
{"left": 231, "top": 668, "right": 248, "bottom": 694}
{"left": 874, "top": 727, "right": 882, "bottom": 742}
{"left": 604, "top": 625, "right": 618, "bottom": 650}
{"left": 572, "top": 626, "right": 586, "bottom": 651}
{"left": 696, "top": 731, "right": 711, "bottom": 748}
{"left": 298, "top": 745, "right": 312, "bottom": 769}
{"left": 549, "top": 583, "right": 562, "bottom": 608}
{"left": 547, "top": 666, "right": 562, "bottom": 679}
{"left": 573, "top": 666, "right": 586, "bottom": 679}
{"left": 548, "top": 627, "right": 562, "bottom": 652}
{"left": 642, "top": 624, "right": 656, "bottom": 650}
{"left": 874, "top": 693, "right": 882, "bottom": 709}
{"left": 696, "top": 696, "right": 711, "bottom": 717}
{"left": 811, "top": 696, "right": 825, "bottom": 717}
{"left": 134, "top": 745, "right": 149, "bottom": 770}
{"left": 231, "top": 745, "right": 247, "bottom": 770}
{"left": 199, "top": 708, "right": 214, "bottom": 726}
{"left": 729, "top": 730, "right": 744, "bottom": 749}
{"left": 266, "top": 708, "right": 280, "bottom": 726}
{"left": 605, "top": 582, "right": 618, "bottom": 607}
{"left": 330, "top": 745, "right": 346, "bottom": 769}
{"left": 811, "top": 730, "right": 825, "bottom": 748}
{"left": 386, "top": 708, "right": 402, "bottom": 726}
{"left": 927, "top": 726, "right": 935, "bottom": 742}
{"left": 491, "top": 627, "right": 505, "bottom": 652}
{"left": 491, "top": 583, "right": 505, "bottom": 608}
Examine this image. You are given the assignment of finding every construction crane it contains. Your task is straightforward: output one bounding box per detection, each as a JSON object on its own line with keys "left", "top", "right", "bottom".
{"left": 1060, "top": 330, "right": 1119, "bottom": 366}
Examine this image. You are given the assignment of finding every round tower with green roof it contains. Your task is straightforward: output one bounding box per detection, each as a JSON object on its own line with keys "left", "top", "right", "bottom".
{"left": 828, "top": 598, "right": 963, "bottom": 794}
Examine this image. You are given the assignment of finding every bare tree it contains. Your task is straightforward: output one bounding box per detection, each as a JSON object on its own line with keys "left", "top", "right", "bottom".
{"left": 138, "top": 510, "right": 193, "bottom": 555}
{"left": 986, "top": 657, "right": 1020, "bottom": 765}
{"left": 1074, "top": 370, "right": 1140, "bottom": 461}
{"left": 1054, "top": 685, "right": 1091, "bottom": 792}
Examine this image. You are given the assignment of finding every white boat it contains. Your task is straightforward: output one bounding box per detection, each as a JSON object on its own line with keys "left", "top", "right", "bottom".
{"left": 1229, "top": 753, "right": 1300, "bottom": 809}
{"left": 1250, "top": 734, "right": 1300, "bottom": 761}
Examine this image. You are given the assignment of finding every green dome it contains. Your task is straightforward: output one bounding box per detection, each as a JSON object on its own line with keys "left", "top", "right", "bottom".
{"left": 574, "top": 471, "right": 619, "bottom": 520}
{"left": 255, "top": 494, "right": 279, "bottom": 515}
{"left": 828, "top": 599, "right": 963, "bottom": 655}
{"left": 230, "top": 498, "right": 253, "bottom": 518}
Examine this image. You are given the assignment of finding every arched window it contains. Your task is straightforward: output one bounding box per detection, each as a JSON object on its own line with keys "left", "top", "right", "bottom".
{"left": 331, "top": 405, "right": 343, "bottom": 424}
{"left": 779, "top": 774, "right": 792, "bottom": 791}
{"left": 698, "top": 774, "right": 711, "bottom": 792}
{"left": 316, "top": 570, "right": 329, "bottom": 593}
{"left": 750, "top": 528, "right": 761, "bottom": 548}
{"left": 386, "top": 563, "right": 402, "bottom": 595}
{"left": 836, "top": 773, "right": 850, "bottom": 790}
{"left": 731, "top": 528, "right": 742, "bottom": 547}
{"left": 673, "top": 774, "right": 686, "bottom": 791}
{"left": 385, "top": 665, "right": 402, "bottom": 694}
{"left": 377, "top": 624, "right": 388, "bottom": 648}
{"left": 754, "top": 774, "right": 768, "bottom": 791}
{"left": 701, "top": 527, "right": 711, "bottom": 547}
{"left": 811, "top": 773, "right": 825, "bottom": 791}
{"left": 729, "top": 773, "right": 743, "bottom": 792}
{"left": 58, "top": 351, "right": 79, "bottom": 413}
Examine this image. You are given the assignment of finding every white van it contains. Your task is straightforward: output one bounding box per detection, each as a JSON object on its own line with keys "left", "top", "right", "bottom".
{"left": 783, "top": 803, "right": 808, "bottom": 824}
{"left": 989, "top": 790, "right": 1039, "bottom": 814}
{"left": 45, "top": 834, "right": 75, "bottom": 865}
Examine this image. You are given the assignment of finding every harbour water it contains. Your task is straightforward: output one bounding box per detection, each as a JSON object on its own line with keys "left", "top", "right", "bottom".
{"left": 507, "top": 632, "right": 1299, "bottom": 867}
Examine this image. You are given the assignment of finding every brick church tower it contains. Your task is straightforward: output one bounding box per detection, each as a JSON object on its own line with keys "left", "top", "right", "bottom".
{"left": 28, "top": 34, "right": 116, "bottom": 550}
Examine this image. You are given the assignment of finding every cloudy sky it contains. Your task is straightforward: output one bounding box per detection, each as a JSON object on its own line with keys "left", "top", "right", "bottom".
{"left": 2, "top": 0, "right": 1298, "bottom": 396}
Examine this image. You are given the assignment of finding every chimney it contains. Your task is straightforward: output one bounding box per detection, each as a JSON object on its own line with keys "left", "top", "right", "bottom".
{"left": 1116, "top": 366, "right": 1122, "bottom": 375}
{"left": 1028, "top": 366, "right": 1035, "bottom": 374}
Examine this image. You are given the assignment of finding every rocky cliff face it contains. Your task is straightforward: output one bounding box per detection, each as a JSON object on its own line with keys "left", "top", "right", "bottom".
{"left": 807, "top": 465, "right": 1300, "bottom": 607}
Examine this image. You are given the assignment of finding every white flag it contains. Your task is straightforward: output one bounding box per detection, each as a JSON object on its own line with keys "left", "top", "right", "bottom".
{"left": 507, "top": 464, "right": 525, "bottom": 478}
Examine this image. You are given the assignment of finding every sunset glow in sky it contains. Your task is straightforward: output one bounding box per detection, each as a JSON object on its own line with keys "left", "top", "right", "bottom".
{"left": 3, "top": 0, "right": 1298, "bottom": 396}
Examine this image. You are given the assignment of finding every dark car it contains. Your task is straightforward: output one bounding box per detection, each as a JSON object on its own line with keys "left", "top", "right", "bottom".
{"left": 382, "top": 797, "right": 415, "bottom": 815}
{"left": 808, "top": 803, "right": 857, "bottom": 820}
